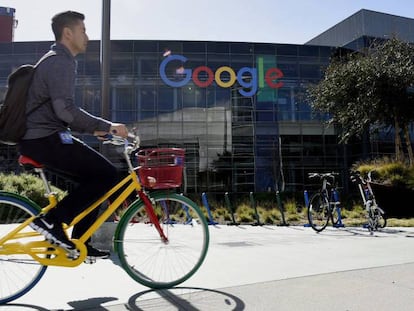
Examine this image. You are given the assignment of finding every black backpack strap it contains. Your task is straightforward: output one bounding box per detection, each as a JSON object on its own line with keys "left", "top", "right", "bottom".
{"left": 27, "top": 51, "right": 57, "bottom": 115}
{"left": 34, "top": 50, "right": 56, "bottom": 68}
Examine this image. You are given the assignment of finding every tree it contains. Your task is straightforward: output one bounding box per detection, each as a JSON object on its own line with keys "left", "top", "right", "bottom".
{"left": 308, "top": 38, "right": 414, "bottom": 165}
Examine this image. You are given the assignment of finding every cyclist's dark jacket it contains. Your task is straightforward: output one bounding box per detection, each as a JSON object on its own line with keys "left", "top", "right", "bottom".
{"left": 23, "top": 42, "right": 111, "bottom": 140}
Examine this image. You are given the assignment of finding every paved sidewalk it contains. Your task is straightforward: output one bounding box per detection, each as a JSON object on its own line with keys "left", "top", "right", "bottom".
{"left": 2, "top": 225, "right": 414, "bottom": 310}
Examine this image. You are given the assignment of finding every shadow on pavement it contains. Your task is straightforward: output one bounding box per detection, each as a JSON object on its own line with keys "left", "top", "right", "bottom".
{"left": 67, "top": 297, "right": 119, "bottom": 310}
{"left": 0, "top": 303, "right": 51, "bottom": 311}
{"left": 127, "top": 287, "right": 245, "bottom": 310}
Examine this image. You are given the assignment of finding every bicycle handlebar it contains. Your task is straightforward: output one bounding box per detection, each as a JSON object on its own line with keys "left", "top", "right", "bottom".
{"left": 101, "top": 132, "right": 141, "bottom": 154}
{"left": 308, "top": 172, "right": 338, "bottom": 179}
{"left": 350, "top": 171, "right": 373, "bottom": 185}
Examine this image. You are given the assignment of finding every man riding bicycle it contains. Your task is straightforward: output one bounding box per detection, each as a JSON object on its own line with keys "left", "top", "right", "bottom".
{"left": 20, "top": 11, "right": 128, "bottom": 260}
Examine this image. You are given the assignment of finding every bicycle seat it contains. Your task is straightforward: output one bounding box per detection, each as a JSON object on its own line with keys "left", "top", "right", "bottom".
{"left": 18, "top": 155, "right": 44, "bottom": 169}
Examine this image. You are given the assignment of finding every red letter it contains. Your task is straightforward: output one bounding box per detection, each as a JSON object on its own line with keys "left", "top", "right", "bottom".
{"left": 192, "top": 66, "right": 214, "bottom": 87}
{"left": 265, "top": 68, "right": 284, "bottom": 88}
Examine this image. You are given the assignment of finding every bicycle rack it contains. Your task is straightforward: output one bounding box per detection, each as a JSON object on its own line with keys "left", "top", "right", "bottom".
{"left": 201, "top": 192, "right": 218, "bottom": 225}
{"left": 332, "top": 189, "right": 345, "bottom": 228}
{"left": 303, "top": 189, "right": 345, "bottom": 228}
{"left": 249, "top": 192, "right": 263, "bottom": 226}
{"left": 303, "top": 190, "right": 311, "bottom": 227}
{"left": 276, "top": 191, "right": 288, "bottom": 226}
{"left": 224, "top": 192, "right": 239, "bottom": 225}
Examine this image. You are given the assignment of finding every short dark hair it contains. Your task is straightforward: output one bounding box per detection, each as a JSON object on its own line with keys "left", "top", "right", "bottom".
{"left": 51, "top": 11, "right": 85, "bottom": 41}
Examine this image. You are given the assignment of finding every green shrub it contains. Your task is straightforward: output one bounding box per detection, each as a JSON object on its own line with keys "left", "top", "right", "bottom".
{"left": 0, "top": 173, "right": 66, "bottom": 206}
{"left": 352, "top": 157, "right": 414, "bottom": 188}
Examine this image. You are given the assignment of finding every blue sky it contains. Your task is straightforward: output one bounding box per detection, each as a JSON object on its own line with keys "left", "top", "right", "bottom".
{"left": 3, "top": 0, "right": 414, "bottom": 44}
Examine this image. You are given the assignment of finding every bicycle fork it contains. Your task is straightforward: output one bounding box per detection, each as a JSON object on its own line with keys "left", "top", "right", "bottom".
{"left": 137, "top": 190, "right": 169, "bottom": 243}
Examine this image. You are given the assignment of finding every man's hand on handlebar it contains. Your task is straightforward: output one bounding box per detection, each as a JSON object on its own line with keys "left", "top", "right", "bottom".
{"left": 110, "top": 123, "right": 128, "bottom": 138}
{"left": 94, "top": 123, "right": 129, "bottom": 139}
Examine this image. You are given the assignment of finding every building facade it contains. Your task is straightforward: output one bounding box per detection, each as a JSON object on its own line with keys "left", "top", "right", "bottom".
{"left": 1, "top": 9, "right": 411, "bottom": 194}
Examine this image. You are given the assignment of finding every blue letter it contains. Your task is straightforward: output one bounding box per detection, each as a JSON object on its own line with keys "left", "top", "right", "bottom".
{"left": 159, "top": 54, "right": 192, "bottom": 87}
{"left": 237, "top": 67, "right": 257, "bottom": 96}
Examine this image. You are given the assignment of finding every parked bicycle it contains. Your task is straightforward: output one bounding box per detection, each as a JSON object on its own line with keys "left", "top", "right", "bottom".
{"left": 307, "top": 172, "right": 343, "bottom": 232}
{"left": 350, "top": 171, "right": 387, "bottom": 233}
{"left": 0, "top": 134, "right": 210, "bottom": 304}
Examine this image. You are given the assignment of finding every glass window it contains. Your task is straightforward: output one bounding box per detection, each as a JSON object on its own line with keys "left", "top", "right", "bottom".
{"left": 230, "top": 54, "right": 254, "bottom": 71}
{"left": 84, "top": 53, "right": 100, "bottom": 75}
{"left": 0, "top": 57, "right": 13, "bottom": 76}
{"left": 183, "top": 42, "right": 205, "bottom": 53}
{"left": 298, "top": 45, "right": 319, "bottom": 57}
{"left": 278, "top": 62, "right": 298, "bottom": 78}
{"left": 158, "top": 87, "right": 175, "bottom": 112}
{"left": 134, "top": 41, "right": 157, "bottom": 52}
{"left": 187, "top": 88, "right": 208, "bottom": 110}
{"left": 230, "top": 42, "right": 254, "bottom": 54}
{"left": 276, "top": 45, "right": 298, "bottom": 56}
{"left": 254, "top": 43, "right": 276, "bottom": 54}
{"left": 137, "top": 55, "right": 158, "bottom": 77}
{"left": 299, "top": 64, "right": 322, "bottom": 79}
{"left": 80, "top": 86, "right": 101, "bottom": 115}
{"left": 111, "top": 53, "right": 133, "bottom": 74}
{"left": 207, "top": 42, "right": 229, "bottom": 54}
{"left": 159, "top": 41, "right": 182, "bottom": 55}
{"left": 85, "top": 41, "right": 100, "bottom": 53}
{"left": 139, "top": 87, "right": 156, "bottom": 110}
{"left": 111, "top": 87, "right": 136, "bottom": 123}
{"left": 209, "top": 88, "right": 230, "bottom": 108}
{"left": 256, "top": 111, "right": 275, "bottom": 122}
{"left": 0, "top": 43, "right": 11, "bottom": 53}
{"left": 111, "top": 41, "right": 133, "bottom": 52}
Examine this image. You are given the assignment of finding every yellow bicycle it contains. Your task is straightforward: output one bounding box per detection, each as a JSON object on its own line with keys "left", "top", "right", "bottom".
{"left": 0, "top": 134, "right": 209, "bottom": 304}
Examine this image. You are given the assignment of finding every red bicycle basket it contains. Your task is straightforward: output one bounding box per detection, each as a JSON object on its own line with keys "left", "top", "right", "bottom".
{"left": 136, "top": 148, "right": 185, "bottom": 189}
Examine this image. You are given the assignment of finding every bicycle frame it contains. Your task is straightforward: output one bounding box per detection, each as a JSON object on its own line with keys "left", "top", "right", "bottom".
{"left": 351, "top": 171, "right": 387, "bottom": 232}
{"left": 353, "top": 172, "right": 380, "bottom": 211}
{"left": 0, "top": 136, "right": 168, "bottom": 267}
{"left": 306, "top": 172, "right": 344, "bottom": 231}
{"left": 322, "top": 180, "right": 339, "bottom": 220}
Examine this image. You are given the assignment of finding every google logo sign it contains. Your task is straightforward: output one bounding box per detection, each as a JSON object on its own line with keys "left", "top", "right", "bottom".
{"left": 160, "top": 54, "right": 284, "bottom": 97}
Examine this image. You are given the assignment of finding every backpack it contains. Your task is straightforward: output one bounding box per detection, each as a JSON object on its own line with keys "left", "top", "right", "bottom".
{"left": 0, "top": 51, "right": 56, "bottom": 145}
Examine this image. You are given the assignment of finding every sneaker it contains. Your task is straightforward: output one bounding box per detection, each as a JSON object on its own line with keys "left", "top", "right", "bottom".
{"left": 30, "top": 215, "right": 77, "bottom": 252}
{"left": 86, "top": 244, "right": 110, "bottom": 260}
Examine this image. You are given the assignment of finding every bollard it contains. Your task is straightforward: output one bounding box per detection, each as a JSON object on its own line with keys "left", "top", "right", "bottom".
{"left": 249, "top": 192, "right": 263, "bottom": 226}
{"left": 303, "top": 190, "right": 311, "bottom": 227}
{"left": 201, "top": 192, "right": 218, "bottom": 225}
{"left": 332, "top": 189, "right": 345, "bottom": 228}
{"left": 276, "top": 191, "right": 288, "bottom": 226}
{"left": 160, "top": 200, "right": 177, "bottom": 224}
{"left": 304, "top": 190, "right": 310, "bottom": 207}
{"left": 224, "top": 192, "right": 239, "bottom": 225}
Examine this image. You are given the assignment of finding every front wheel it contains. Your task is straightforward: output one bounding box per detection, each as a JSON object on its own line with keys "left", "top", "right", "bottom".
{"left": 114, "top": 192, "right": 209, "bottom": 289}
{"left": 307, "top": 192, "right": 330, "bottom": 232}
{"left": 0, "top": 192, "right": 47, "bottom": 305}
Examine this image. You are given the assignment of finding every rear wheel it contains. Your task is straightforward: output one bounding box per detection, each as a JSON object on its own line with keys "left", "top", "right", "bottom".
{"left": 372, "top": 206, "right": 387, "bottom": 229}
{"left": 0, "top": 193, "right": 47, "bottom": 304}
{"left": 307, "top": 192, "right": 330, "bottom": 232}
{"left": 115, "top": 192, "right": 209, "bottom": 289}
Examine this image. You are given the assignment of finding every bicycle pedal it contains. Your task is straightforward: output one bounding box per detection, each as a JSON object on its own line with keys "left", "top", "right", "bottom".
{"left": 84, "top": 256, "right": 97, "bottom": 264}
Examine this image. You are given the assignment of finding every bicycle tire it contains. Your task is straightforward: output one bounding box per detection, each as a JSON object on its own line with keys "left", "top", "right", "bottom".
{"left": 114, "top": 191, "right": 209, "bottom": 289}
{"left": 307, "top": 192, "right": 330, "bottom": 232}
{"left": 373, "top": 206, "right": 387, "bottom": 229}
{"left": 0, "top": 192, "right": 47, "bottom": 305}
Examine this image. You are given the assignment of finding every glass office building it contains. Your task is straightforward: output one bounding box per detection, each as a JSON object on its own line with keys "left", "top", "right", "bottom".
{"left": 0, "top": 40, "right": 351, "bottom": 193}
{"left": 1, "top": 9, "right": 411, "bottom": 194}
